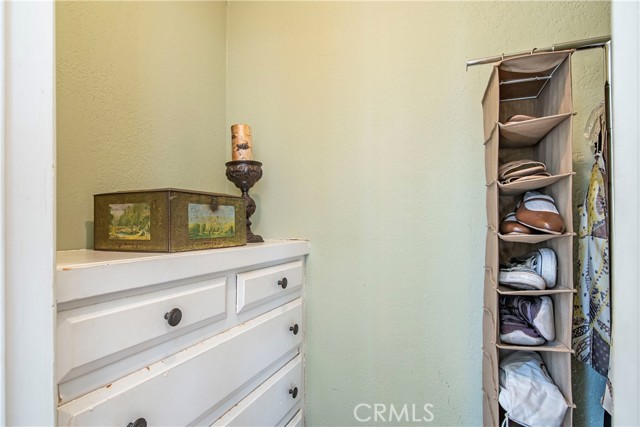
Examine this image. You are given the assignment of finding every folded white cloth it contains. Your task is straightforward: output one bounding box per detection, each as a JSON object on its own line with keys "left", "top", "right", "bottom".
{"left": 499, "top": 351, "right": 568, "bottom": 427}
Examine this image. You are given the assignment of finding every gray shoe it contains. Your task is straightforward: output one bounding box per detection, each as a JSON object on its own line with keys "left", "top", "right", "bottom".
{"left": 511, "top": 248, "right": 557, "bottom": 288}
{"left": 499, "top": 303, "right": 546, "bottom": 346}
{"left": 501, "top": 295, "right": 555, "bottom": 341}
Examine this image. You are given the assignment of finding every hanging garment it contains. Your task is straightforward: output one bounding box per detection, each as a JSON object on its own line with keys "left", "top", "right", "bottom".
{"left": 602, "top": 370, "right": 613, "bottom": 414}
{"left": 572, "top": 128, "right": 612, "bottom": 413}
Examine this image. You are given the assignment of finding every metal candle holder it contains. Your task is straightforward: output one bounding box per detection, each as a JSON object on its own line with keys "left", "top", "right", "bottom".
{"left": 225, "top": 160, "right": 264, "bottom": 243}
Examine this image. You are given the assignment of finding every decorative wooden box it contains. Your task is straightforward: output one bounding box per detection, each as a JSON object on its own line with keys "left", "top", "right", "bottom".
{"left": 94, "top": 189, "right": 247, "bottom": 252}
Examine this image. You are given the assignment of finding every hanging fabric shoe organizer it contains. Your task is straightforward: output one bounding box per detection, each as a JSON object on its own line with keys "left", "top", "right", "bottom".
{"left": 481, "top": 50, "right": 576, "bottom": 427}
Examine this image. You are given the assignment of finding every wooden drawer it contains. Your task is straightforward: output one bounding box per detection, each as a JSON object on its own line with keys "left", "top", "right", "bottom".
{"left": 58, "top": 299, "right": 303, "bottom": 426}
{"left": 237, "top": 261, "right": 303, "bottom": 313}
{"left": 57, "top": 276, "right": 227, "bottom": 382}
{"left": 213, "top": 355, "right": 302, "bottom": 426}
{"left": 286, "top": 411, "right": 303, "bottom": 427}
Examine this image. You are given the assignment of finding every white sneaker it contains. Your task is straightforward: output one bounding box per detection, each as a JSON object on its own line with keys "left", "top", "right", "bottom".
{"left": 511, "top": 248, "right": 558, "bottom": 288}
{"left": 499, "top": 265, "right": 546, "bottom": 290}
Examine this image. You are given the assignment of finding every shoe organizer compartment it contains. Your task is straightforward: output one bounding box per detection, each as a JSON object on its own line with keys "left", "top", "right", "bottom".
{"left": 496, "top": 291, "right": 573, "bottom": 352}
{"left": 498, "top": 237, "right": 574, "bottom": 294}
{"left": 499, "top": 113, "right": 573, "bottom": 157}
{"left": 485, "top": 120, "right": 573, "bottom": 202}
{"left": 481, "top": 51, "right": 573, "bottom": 133}
{"left": 539, "top": 351, "right": 575, "bottom": 427}
{"left": 497, "top": 51, "right": 573, "bottom": 121}
{"left": 494, "top": 178, "right": 573, "bottom": 239}
{"left": 497, "top": 293, "right": 573, "bottom": 353}
{"left": 497, "top": 350, "right": 574, "bottom": 427}
{"left": 497, "top": 124, "right": 573, "bottom": 197}
{"left": 484, "top": 121, "right": 574, "bottom": 189}
{"left": 496, "top": 117, "right": 573, "bottom": 175}
{"left": 499, "top": 112, "right": 573, "bottom": 147}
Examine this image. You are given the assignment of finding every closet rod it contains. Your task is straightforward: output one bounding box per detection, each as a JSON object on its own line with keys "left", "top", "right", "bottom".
{"left": 465, "top": 35, "right": 611, "bottom": 68}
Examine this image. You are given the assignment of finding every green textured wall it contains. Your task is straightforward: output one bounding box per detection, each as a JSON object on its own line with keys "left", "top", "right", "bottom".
{"left": 56, "top": 1, "right": 611, "bottom": 425}
{"left": 56, "top": 1, "right": 228, "bottom": 250}
{"left": 225, "top": 2, "right": 610, "bottom": 425}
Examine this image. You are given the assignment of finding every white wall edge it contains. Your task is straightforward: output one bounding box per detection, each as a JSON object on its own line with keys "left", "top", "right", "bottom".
{"left": 0, "top": 1, "right": 6, "bottom": 424}
{"left": 3, "top": 0, "right": 56, "bottom": 424}
{"left": 611, "top": 0, "right": 640, "bottom": 425}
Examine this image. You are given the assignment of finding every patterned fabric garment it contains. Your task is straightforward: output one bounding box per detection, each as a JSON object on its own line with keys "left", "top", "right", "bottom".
{"left": 572, "top": 152, "right": 612, "bottom": 412}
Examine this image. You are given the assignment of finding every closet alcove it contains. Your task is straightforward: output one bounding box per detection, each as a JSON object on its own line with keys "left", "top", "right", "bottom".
{"left": 470, "top": 38, "right": 613, "bottom": 427}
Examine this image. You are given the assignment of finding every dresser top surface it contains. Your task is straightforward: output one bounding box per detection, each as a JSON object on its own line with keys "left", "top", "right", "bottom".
{"left": 56, "top": 239, "right": 310, "bottom": 304}
{"left": 57, "top": 239, "right": 309, "bottom": 270}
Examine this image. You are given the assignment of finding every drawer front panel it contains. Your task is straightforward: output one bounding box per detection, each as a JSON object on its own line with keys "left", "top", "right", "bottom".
{"left": 213, "top": 355, "right": 302, "bottom": 426}
{"left": 237, "top": 261, "right": 303, "bottom": 313}
{"left": 57, "top": 277, "right": 227, "bottom": 382}
{"left": 286, "top": 411, "right": 303, "bottom": 427}
{"left": 58, "top": 299, "right": 303, "bottom": 426}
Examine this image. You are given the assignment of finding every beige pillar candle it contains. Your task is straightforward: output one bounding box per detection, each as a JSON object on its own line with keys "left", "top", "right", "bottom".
{"left": 231, "top": 124, "right": 253, "bottom": 161}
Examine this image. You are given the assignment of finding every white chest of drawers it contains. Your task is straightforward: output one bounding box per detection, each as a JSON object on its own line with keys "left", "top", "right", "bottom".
{"left": 55, "top": 240, "right": 310, "bottom": 427}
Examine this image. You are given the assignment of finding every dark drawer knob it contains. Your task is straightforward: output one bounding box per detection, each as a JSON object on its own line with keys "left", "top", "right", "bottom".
{"left": 289, "top": 387, "right": 299, "bottom": 399}
{"left": 289, "top": 324, "right": 299, "bottom": 335}
{"left": 278, "top": 277, "right": 288, "bottom": 289}
{"left": 127, "top": 418, "right": 147, "bottom": 427}
{"left": 164, "top": 308, "right": 182, "bottom": 327}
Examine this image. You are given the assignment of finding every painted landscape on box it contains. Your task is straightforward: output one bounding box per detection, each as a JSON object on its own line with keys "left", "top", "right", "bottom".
{"left": 188, "top": 203, "right": 235, "bottom": 239}
{"left": 109, "top": 203, "right": 151, "bottom": 240}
